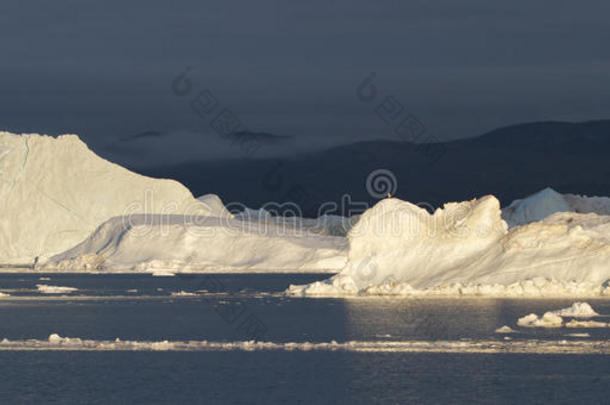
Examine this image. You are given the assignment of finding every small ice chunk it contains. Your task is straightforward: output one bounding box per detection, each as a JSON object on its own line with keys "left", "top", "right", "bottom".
{"left": 495, "top": 325, "right": 517, "bottom": 334}
{"left": 517, "top": 312, "right": 563, "bottom": 328}
{"left": 170, "top": 291, "right": 197, "bottom": 297}
{"left": 566, "top": 333, "right": 591, "bottom": 338}
{"left": 152, "top": 271, "right": 175, "bottom": 277}
{"left": 48, "top": 333, "right": 63, "bottom": 343}
{"left": 36, "top": 284, "right": 78, "bottom": 294}
{"left": 551, "top": 302, "right": 599, "bottom": 318}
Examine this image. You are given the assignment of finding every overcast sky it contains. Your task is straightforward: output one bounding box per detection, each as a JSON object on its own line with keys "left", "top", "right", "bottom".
{"left": 1, "top": 0, "right": 610, "bottom": 165}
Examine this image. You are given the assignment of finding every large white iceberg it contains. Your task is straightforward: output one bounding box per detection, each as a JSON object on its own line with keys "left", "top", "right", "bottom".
{"left": 0, "top": 132, "right": 206, "bottom": 264}
{"left": 288, "top": 195, "right": 610, "bottom": 297}
{"left": 42, "top": 214, "right": 348, "bottom": 272}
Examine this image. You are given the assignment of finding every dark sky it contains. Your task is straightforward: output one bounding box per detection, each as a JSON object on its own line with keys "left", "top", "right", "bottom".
{"left": 1, "top": 0, "right": 610, "bottom": 166}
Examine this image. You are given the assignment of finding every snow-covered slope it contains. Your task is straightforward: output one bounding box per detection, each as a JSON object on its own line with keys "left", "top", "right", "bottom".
{"left": 42, "top": 214, "right": 348, "bottom": 272}
{"left": 0, "top": 132, "right": 204, "bottom": 264}
{"left": 288, "top": 196, "right": 610, "bottom": 297}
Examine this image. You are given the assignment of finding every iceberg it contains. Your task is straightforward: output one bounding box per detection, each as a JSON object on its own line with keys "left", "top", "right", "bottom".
{"left": 0, "top": 132, "right": 202, "bottom": 264}
{"left": 196, "top": 194, "right": 234, "bottom": 218}
{"left": 502, "top": 187, "right": 572, "bottom": 227}
{"left": 288, "top": 195, "right": 610, "bottom": 297}
{"left": 517, "top": 312, "right": 563, "bottom": 328}
{"left": 3, "top": 130, "right": 610, "bottom": 285}
{"left": 502, "top": 187, "right": 610, "bottom": 227}
{"left": 494, "top": 325, "right": 518, "bottom": 334}
{"left": 550, "top": 302, "right": 599, "bottom": 318}
{"left": 41, "top": 214, "right": 348, "bottom": 272}
{"left": 516, "top": 303, "right": 607, "bottom": 328}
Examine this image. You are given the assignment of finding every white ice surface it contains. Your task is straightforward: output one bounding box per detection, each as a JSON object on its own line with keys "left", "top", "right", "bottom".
{"left": 550, "top": 302, "right": 599, "bottom": 318}
{"left": 36, "top": 284, "right": 78, "bottom": 294}
{"left": 170, "top": 291, "right": 197, "bottom": 296}
{"left": 516, "top": 302, "right": 606, "bottom": 328}
{"left": 196, "top": 194, "right": 233, "bottom": 218}
{"left": 494, "top": 325, "right": 518, "bottom": 334}
{"left": 0, "top": 132, "right": 203, "bottom": 264}
{"left": 502, "top": 187, "right": 572, "bottom": 227}
{"left": 517, "top": 312, "right": 564, "bottom": 328}
{"left": 42, "top": 214, "right": 348, "bottom": 272}
{"left": 288, "top": 195, "right": 610, "bottom": 297}
{"left": 502, "top": 187, "right": 610, "bottom": 227}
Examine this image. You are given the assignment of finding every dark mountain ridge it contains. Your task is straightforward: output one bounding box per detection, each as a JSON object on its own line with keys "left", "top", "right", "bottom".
{"left": 134, "top": 120, "right": 610, "bottom": 217}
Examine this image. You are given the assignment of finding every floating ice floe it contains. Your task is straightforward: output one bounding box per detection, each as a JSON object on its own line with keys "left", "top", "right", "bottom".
{"left": 550, "top": 302, "right": 599, "bottom": 318}
{"left": 565, "top": 333, "right": 590, "bottom": 338}
{"left": 517, "top": 312, "right": 564, "bottom": 328}
{"left": 517, "top": 302, "right": 608, "bottom": 328}
{"left": 36, "top": 284, "right": 78, "bottom": 294}
{"left": 494, "top": 325, "right": 518, "bottom": 334}
{"left": 0, "top": 333, "right": 608, "bottom": 354}
{"left": 151, "top": 271, "right": 176, "bottom": 277}
{"left": 170, "top": 291, "right": 197, "bottom": 297}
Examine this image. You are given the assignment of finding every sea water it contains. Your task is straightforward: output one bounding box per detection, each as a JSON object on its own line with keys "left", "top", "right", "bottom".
{"left": 0, "top": 273, "right": 608, "bottom": 404}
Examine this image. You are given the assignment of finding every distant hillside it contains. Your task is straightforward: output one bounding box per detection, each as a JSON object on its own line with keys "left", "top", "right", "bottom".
{"left": 135, "top": 120, "right": 610, "bottom": 216}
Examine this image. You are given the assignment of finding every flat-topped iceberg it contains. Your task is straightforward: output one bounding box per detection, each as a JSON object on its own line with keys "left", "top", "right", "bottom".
{"left": 42, "top": 214, "right": 348, "bottom": 273}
